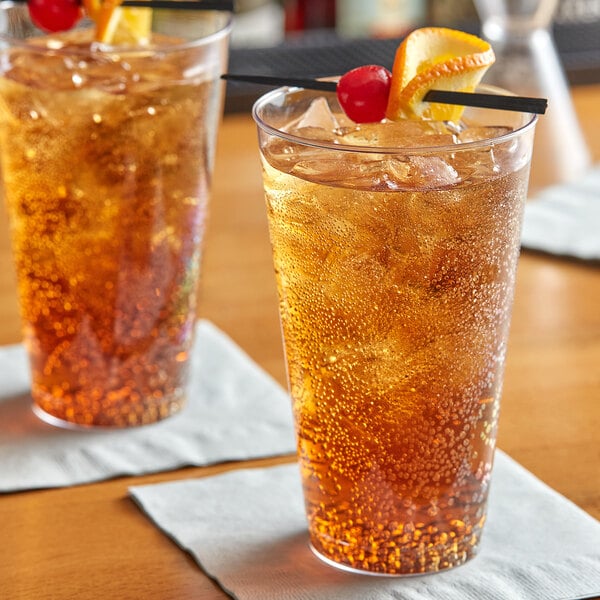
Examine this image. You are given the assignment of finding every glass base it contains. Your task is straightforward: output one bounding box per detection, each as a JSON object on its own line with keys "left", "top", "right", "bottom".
{"left": 309, "top": 535, "right": 480, "bottom": 577}
{"left": 32, "top": 392, "right": 185, "bottom": 429}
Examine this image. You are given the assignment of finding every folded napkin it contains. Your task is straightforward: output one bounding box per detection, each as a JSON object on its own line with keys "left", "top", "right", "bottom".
{"left": 521, "top": 164, "right": 600, "bottom": 260}
{"left": 0, "top": 320, "right": 295, "bottom": 492}
{"left": 130, "top": 451, "right": 600, "bottom": 600}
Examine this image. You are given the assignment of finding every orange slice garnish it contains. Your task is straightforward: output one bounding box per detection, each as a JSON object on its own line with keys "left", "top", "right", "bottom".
{"left": 83, "top": 0, "right": 152, "bottom": 44}
{"left": 95, "top": 0, "right": 124, "bottom": 43}
{"left": 386, "top": 27, "right": 495, "bottom": 123}
{"left": 110, "top": 7, "right": 152, "bottom": 45}
{"left": 82, "top": 0, "right": 101, "bottom": 20}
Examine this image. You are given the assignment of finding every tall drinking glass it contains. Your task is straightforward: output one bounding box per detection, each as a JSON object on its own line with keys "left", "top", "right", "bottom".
{"left": 0, "top": 5, "right": 231, "bottom": 427}
{"left": 254, "top": 86, "right": 537, "bottom": 575}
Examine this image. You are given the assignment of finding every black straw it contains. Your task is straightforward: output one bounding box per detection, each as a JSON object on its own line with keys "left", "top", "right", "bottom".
{"left": 119, "top": 0, "right": 233, "bottom": 9}
{"left": 222, "top": 74, "right": 548, "bottom": 115}
{"left": 424, "top": 89, "right": 547, "bottom": 114}
{"left": 222, "top": 74, "right": 337, "bottom": 92}
{"left": 12, "top": 0, "right": 234, "bottom": 10}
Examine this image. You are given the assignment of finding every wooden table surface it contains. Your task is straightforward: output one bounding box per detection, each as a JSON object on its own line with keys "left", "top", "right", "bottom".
{"left": 1, "top": 84, "right": 599, "bottom": 599}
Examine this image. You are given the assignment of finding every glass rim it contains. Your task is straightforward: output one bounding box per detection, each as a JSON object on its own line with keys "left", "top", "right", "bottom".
{"left": 252, "top": 83, "right": 538, "bottom": 155}
{"left": 0, "top": 3, "right": 232, "bottom": 55}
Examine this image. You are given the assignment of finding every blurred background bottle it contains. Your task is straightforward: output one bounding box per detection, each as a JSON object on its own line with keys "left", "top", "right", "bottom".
{"left": 230, "top": 0, "right": 285, "bottom": 47}
{"left": 335, "top": 0, "right": 426, "bottom": 38}
{"left": 284, "top": 0, "right": 336, "bottom": 31}
{"left": 473, "top": 0, "right": 591, "bottom": 191}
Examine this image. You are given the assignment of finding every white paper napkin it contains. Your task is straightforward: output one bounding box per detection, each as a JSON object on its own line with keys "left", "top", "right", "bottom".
{"left": 130, "top": 451, "right": 600, "bottom": 600}
{"left": 521, "top": 164, "right": 600, "bottom": 260}
{"left": 0, "top": 320, "right": 295, "bottom": 492}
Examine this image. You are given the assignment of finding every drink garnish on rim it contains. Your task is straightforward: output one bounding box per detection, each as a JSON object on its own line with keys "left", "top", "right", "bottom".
{"left": 223, "top": 27, "right": 547, "bottom": 122}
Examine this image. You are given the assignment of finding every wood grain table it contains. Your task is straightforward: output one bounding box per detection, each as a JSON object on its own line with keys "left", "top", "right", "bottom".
{"left": 1, "top": 84, "right": 599, "bottom": 599}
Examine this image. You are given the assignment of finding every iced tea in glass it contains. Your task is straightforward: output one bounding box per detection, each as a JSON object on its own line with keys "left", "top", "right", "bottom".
{"left": 0, "top": 6, "right": 230, "bottom": 427}
{"left": 254, "top": 86, "right": 536, "bottom": 574}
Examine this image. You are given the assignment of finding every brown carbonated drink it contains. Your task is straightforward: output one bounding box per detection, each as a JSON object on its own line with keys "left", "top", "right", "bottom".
{"left": 255, "top": 88, "right": 536, "bottom": 574}
{"left": 0, "top": 14, "right": 230, "bottom": 427}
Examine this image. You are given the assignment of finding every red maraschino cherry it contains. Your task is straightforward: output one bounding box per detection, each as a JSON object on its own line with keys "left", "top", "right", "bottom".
{"left": 28, "top": 0, "right": 83, "bottom": 33}
{"left": 336, "top": 65, "right": 392, "bottom": 123}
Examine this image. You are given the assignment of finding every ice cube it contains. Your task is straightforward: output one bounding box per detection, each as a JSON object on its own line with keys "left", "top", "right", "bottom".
{"left": 261, "top": 140, "right": 298, "bottom": 177}
{"left": 337, "top": 120, "right": 454, "bottom": 148}
{"left": 452, "top": 126, "right": 516, "bottom": 183}
{"left": 292, "top": 153, "right": 409, "bottom": 191}
{"left": 408, "top": 156, "right": 461, "bottom": 189}
{"left": 291, "top": 155, "right": 351, "bottom": 184}
{"left": 457, "top": 126, "right": 512, "bottom": 144}
{"left": 289, "top": 126, "right": 339, "bottom": 142}
{"left": 285, "top": 97, "right": 340, "bottom": 140}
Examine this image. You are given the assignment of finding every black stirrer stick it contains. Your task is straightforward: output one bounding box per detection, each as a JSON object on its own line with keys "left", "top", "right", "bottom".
{"left": 118, "top": 0, "right": 233, "bottom": 9}
{"left": 11, "top": 0, "right": 234, "bottom": 10}
{"left": 222, "top": 74, "right": 548, "bottom": 115}
{"left": 223, "top": 74, "right": 338, "bottom": 93}
{"left": 424, "top": 89, "right": 547, "bottom": 114}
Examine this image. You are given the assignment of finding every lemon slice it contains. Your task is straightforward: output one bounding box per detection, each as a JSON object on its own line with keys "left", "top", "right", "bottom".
{"left": 84, "top": 0, "right": 152, "bottom": 45}
{"left": 386, "top": 27, "right": 495, "bottom": 123}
